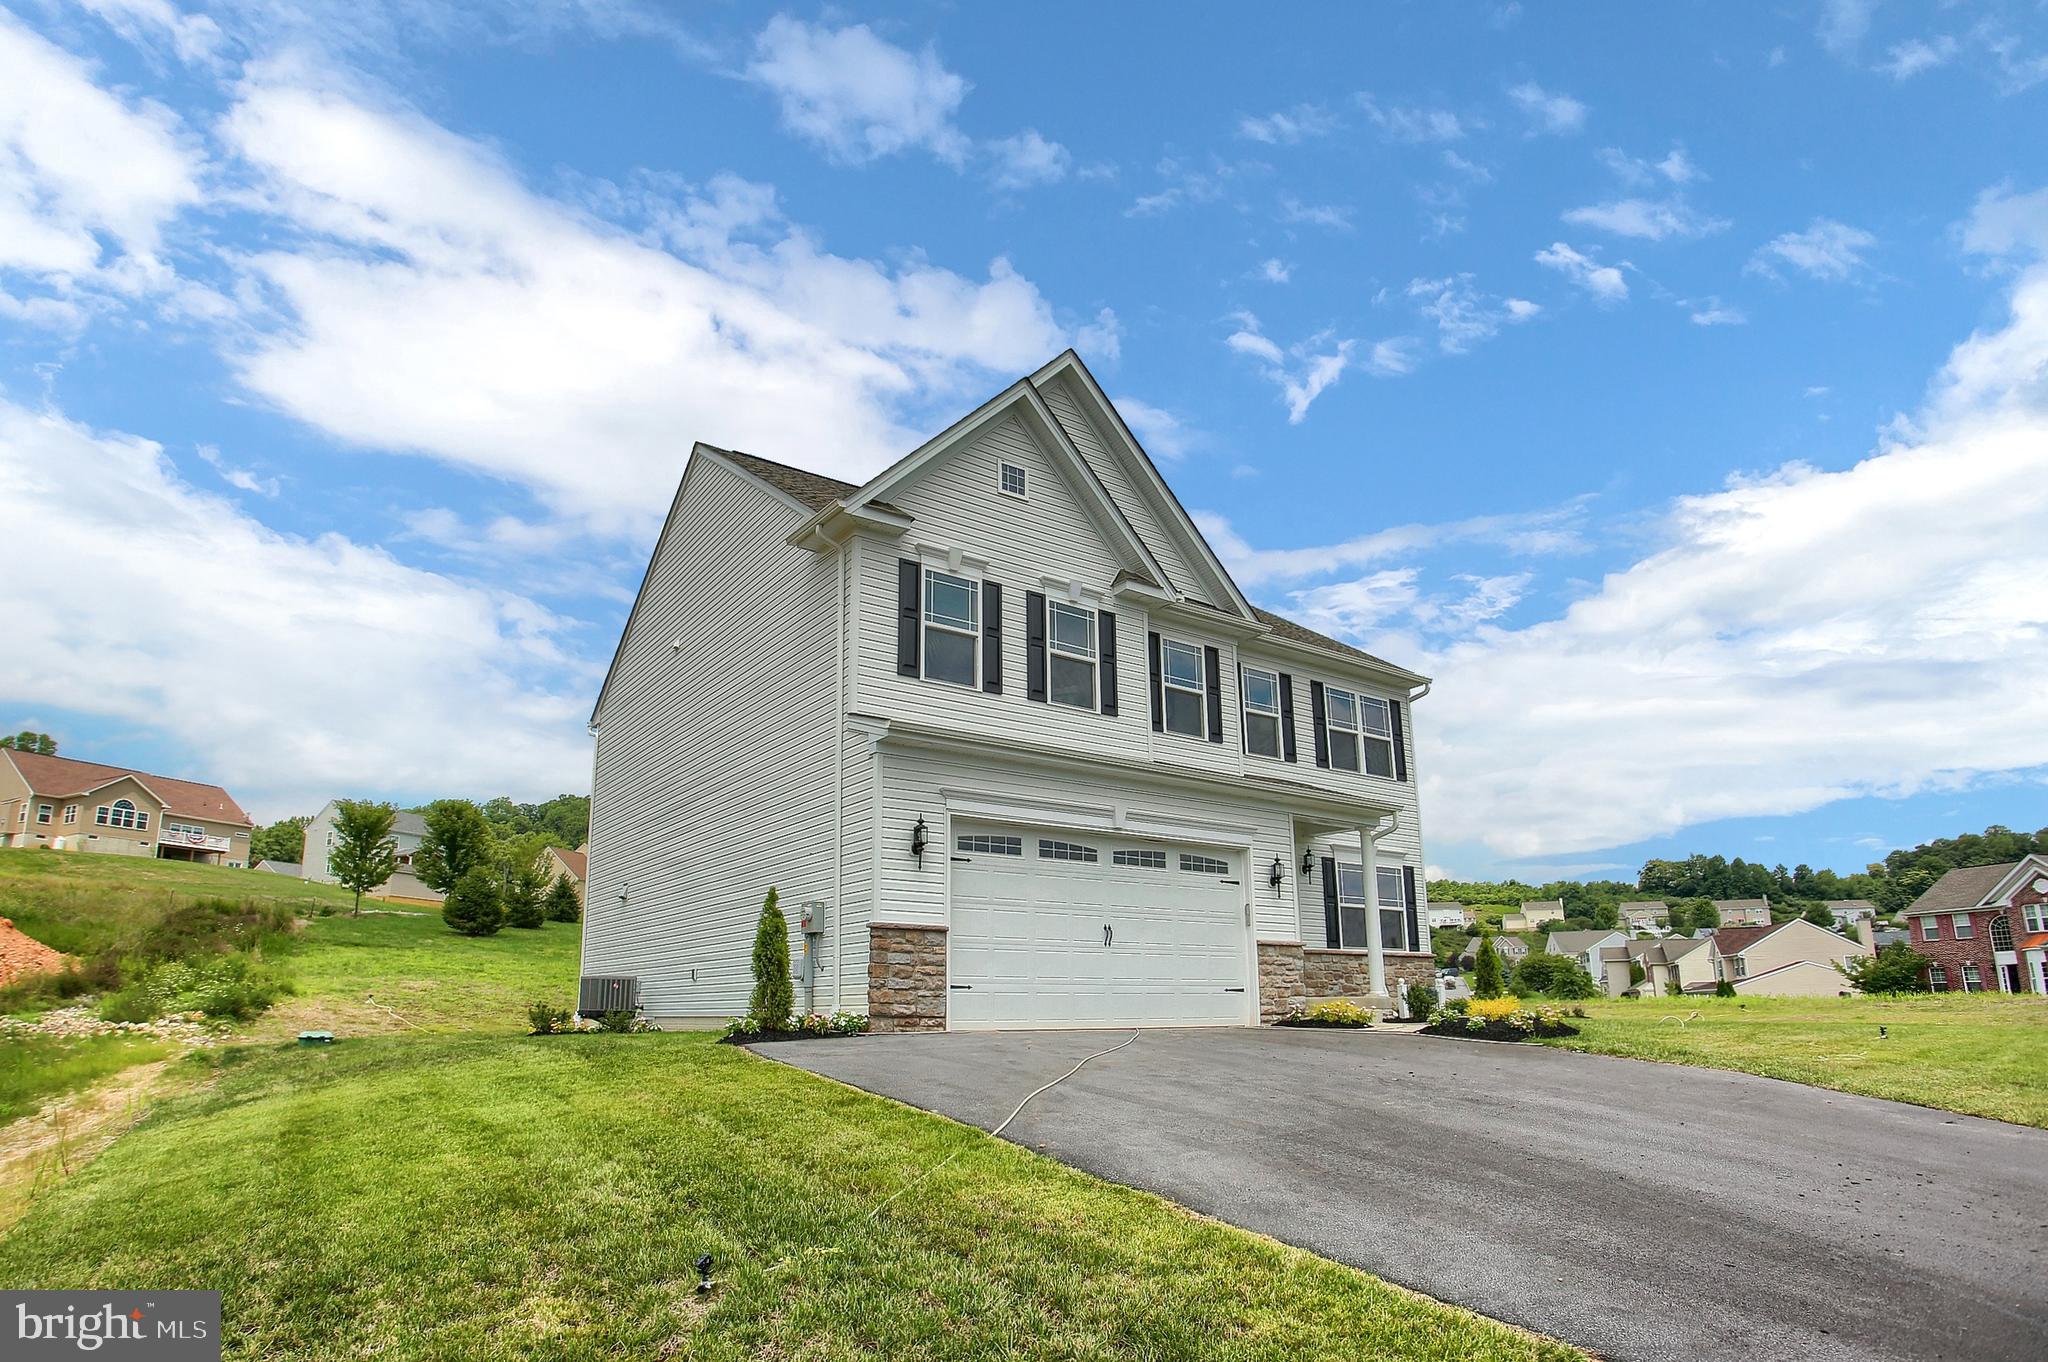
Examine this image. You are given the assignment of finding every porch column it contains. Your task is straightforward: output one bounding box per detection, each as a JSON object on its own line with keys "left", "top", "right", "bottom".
{"left": 1359, "top": 824, "right": 1386, "bottom": 998}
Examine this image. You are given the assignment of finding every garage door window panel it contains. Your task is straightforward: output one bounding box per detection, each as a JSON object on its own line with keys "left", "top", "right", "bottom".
{"left": 1039, "top": 839, "right": 1099, "bottom": 863}
{"left": 957, "top": 833, "right": 1022, "bottom": 856}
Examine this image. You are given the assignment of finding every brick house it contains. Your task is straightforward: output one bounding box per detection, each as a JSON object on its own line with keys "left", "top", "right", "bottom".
{"left": 1903, "top": 856, "right": 2048, "bottom": 995}
{"left": 0, "top": 749, "right": 254, "bottom": 867}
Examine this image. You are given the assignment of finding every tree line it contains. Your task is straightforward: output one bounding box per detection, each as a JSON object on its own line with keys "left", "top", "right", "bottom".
{"left": 319, "top": 798, "right": 582, "bottom": 933}
{"left": 250, "top": 794, "right": 590, "bottom": 868}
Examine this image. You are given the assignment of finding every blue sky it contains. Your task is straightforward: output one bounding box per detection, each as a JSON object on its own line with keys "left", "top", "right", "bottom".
{"left": 1, "top": 0, "right": 2044, "bottom": 882}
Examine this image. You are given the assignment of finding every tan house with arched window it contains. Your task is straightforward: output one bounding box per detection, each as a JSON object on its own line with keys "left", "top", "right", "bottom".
{"left": 0, "top": 750, "right": 254, "bottom": 867}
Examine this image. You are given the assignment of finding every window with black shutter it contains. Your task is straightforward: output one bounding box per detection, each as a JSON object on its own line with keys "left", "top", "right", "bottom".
{"left": 1279, "top": 673, "right": 1298, "bottom": 762}
{"left": 1310, "top": 679, "right": 1329, "bottom": 767}
{"left": 1203, "top": 646, "right": 1224, "bottom": 742}
{"left": 1099, "top": 610, "right": 1119, "bottom": 715}
{"left": 1024, "top": 591, "right": 1048, "bottom": 702}
{"left": 982, "top": 582, "right": 1004, "bottom": 694}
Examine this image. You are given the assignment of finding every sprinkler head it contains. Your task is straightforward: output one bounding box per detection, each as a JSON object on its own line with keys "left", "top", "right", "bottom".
{"left": 695, "top": 1254, "right": 715, "bottom": 1292}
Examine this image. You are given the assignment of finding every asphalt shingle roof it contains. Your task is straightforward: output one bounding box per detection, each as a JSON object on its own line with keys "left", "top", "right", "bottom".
{"left": 5, "top": 750, "right": 252, "bottom": 826}
{"left": 1904, "top": 862, "right": 2021, "bottom": 916}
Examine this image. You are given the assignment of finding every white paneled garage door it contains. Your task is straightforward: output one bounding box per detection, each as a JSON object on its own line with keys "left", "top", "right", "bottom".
{"left": 948, "top": 821, "right": 1250, "bottom": 1029}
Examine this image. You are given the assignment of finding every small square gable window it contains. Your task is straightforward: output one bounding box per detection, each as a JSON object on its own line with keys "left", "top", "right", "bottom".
{"left": 999, "top": 461, "right": 1027, "bottom": 497}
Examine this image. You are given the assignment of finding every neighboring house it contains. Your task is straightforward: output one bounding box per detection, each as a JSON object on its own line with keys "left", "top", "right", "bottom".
{"left": 252, "top": 860, "right": 305, "bottom": 878}
{"left": 1504, "top": 900, "right": 1565, "bottom": 932}
{"left": 1871, "top": 926, "right": 1911, "bottom": 950}
{"left": 1689, "top": 919, "right": 1872, "bottom": 996}
{"left": 543, "top": 845, "right": 587, "bottom": 904}
{"left": 1543, "top": 929, "right": 1627, "bottom": 992}
{"left": 1827, "top": 899, "right": 1879, "bottom": 928}
{"left": 1620, "top": 900, "right": 1670, "bottom": 931}
{"left": 1486, "top": 935, "right": 1530, "bottom": 969}
{"left": 1599, "top": 934, "right": 1716, "bottom": 996}
{"left": 301, "top": 801, "right": 444, "bottom": 905}
{"left": 1902, "top": 857, "right": 2048, "bottom": 995}
{"left": 1426, "top": 901, "right": 1471, "bottom": 929}
{"left": 0, "top": 750, "right": 253, "bottom": 867}
{"left": 582, "top": 351, "right": 1434, "bottom": 1030}
{"left": 1714, "top": 898, "right": 1773, "bottom": 926}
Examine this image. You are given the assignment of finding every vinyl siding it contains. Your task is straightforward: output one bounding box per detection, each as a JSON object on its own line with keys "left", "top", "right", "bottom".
{"left": 1036, "top": 375, "right": 1206, "bottom": 601}
{"left": 583, "top": 455, "right": 840, "bottom": 1020}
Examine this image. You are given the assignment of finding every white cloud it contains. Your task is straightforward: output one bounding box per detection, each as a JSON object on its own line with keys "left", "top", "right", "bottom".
{"left": 1238, "top": 103, "right": 1339, "bottom": 144}
{"left": 1507, "top": 81, "right": 1587, "bottom": 135}
{"left": 1114, "top": 396, "right": 1192, "bottom": 461}
{"left": 1563, "top": 197, "right": 1729, "bottom": 241}
{"left": 75, "top": 0, "right": 227, "bottom": 66}
{"left": 1255, "top": 258, "right": 1291, "bottom": 284}
{"left": 0, "top": 398, "right": 591, "bottom": 819}
{"left": 1817, "top": 0, "right": 1874, "bottom": 56}
{"left": 1880, "top": 35, "right": 1958, "bottom": 79}
{"left": 0, "top": 11, "right": 200, "bottom": 296}
{"left": 215, "top": 75, "right": 1067, "bottom": 529}
{"left": 1748, "top": 218, "right": 1877, "bottom": 281}
{"left": 1354, "top": 95, "right": 1465, "bottom": 143}
{"left": 1194, "top": 500, "right": 1589, "bottom": 589}
{"left": 745, "top": 15, "right": 970, "bottom": 166}
{"left": 1074, "top": 306, "right": 1121, "bottom": 363}
{"left": 1406, "top": 275, "right": 1541, "bottom": 354}
{"left": 1535, "top": 241, "right": 1629, "bottom": 302}
{"left": 986, "top": 128, "right": 1069, "bottom": 190}
{"left": 1225, "top": 314, "right": 1355, "bottom": 423}
{"left": 1364, "top": 337, "right": 1419, "bottom": 377}
{"left": 1596, "top": 146, "right": 1702, "bottom": 187}
{"left": 1688, "top": 299, "right": 1748, "bottom": 326}
{"left": 195, "top": 443, "right": 279, "bottom": 497}
{"left": 1277, "top": 196, "right": 1353, "bottom": 231}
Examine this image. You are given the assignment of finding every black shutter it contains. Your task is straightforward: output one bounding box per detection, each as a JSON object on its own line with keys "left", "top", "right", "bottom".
{"left": 1147, "top": 631, "right": 1164, "bottom": 732}
{"left": 1310, "top": 680, "right": 1329, "bottom": 768}
{"left": 1204, "top": 646, "right": 1223, "bottom": 743}
{"left": 1390, "top": 698, "right": 1408, "bottom": 782}
{"left": 1236, "top": 666, "right": 1246, "bottom": 753}
{"left": 1279, "top": 673, "right": 1298, "bottom": 763}
{"left": 1321, "top": 856, "right": 1339, "bottom": 948}
{"left": 1099, "top": 610, "right": 1118, "bottom": 715}
{"left": 1403, "top": 865, "right": 1420, "bottom": 954}
{"left": 1024, "top": 591, "right": 1047, "bottom": 702}
{"left": 982, "top": 582, "right": 1004, "bottom": 694}
{"left": 896, "top": 559, "right": 921, "bottom": 676}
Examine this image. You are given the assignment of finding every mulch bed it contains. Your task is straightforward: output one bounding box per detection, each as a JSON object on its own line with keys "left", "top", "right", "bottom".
{"left": 722, "top": 1030, "right": 864, "bottom": 1046}
{"left": 1273, "top": 1019, "right": 1374, "bottom": 1030}
{"left": 1420, "top": 1019, "right": 1578, "bottom": 1042}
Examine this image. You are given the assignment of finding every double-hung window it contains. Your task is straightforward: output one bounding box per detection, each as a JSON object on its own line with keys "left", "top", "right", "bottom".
{"left": 1242, "top": 667, "right": 1281, "bottom": 758}
{"left": 1952, "top": 913, "right": 1974, "bottom": 940}
{"left": 922, "top": 568, "right": 980, "bottom": 688}
{"left": 1334, "top": 863, "right": 1409, "bottom": 951}
{"left": 1323, "top": 687, "right": 1393, "bottom": 776}
{"left": 1961, "top": 962, "right": 1982, "bottom": 991}
{"left": 1161, "top": 639, "right": 1205, "bottom": 737}
{"left": 1920, "top": 916, "right": 1941, "bottom": 941}
{"left": 35, "top": 804, "right": 51, "bottom": 824}
{"left": 1047, "top": 602, "right": 1098, "bottom": 709}
{"left": 2026, "top": 902, "right": 2048, "bottom": 933}
{"left": 1376, "top": 865, "right": 1408, "bottom": 952}
{"left": 62, "top": 805, "right": 77, "bottom": 824}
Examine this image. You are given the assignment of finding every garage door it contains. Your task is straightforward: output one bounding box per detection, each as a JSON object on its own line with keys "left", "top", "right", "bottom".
{"left": 948, "top": 822, "right": 1250, "bottom": 1029}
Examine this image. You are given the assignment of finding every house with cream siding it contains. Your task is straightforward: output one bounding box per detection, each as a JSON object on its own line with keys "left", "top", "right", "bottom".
{"left": 301, "top": 801, "right": 444, "bottom": 905}
{"left": 1690, "top": 919, "right": 1872, "bottom": 996}
{"left": 1503, "top": 899, "right": 1565, "bottom": 931}
{"left": 0, "top": 750, "right": 253, "bottom": 866}
{"left": 582, "top": 352, "right": 1434, "bottom": 1030}
{"left": 1713, "top": 898, "right": 1773, "bottom": 926}
{"left": 1543, "top": 929, "right": 1627, "bottom": 992}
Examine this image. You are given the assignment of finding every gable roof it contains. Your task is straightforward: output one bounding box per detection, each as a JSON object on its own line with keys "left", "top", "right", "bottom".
{"left": 705, "top": 400, "right": 1417, "bottom": 685}
{"left": 550, "top": 846, "right": 587, "bottom": 882}
{"left": 1826, "top": 899, "right": 1879, "bottom": 915}
{"left": 4, "top": 750, "right": 252, "bottom": 826}
{"left": 1545, "top": 929, "right": 1621, "bottom": 955}
{"left": 1661, "top": 934, "right": 1714, "bottom": 960}
{"left": 1707, "top": 923, "right": 1786, "bottom": 957}
{"left": 1903, "top": 859, "right": 2038, "bottom": 915}
{"left": 1519, "top": 899, "right": 1565, "bottom": 913}
{"left": 1713, "top": 898, "right": 1770, "bottom": 911}
{"left": 1619, "top": 900, "right": 1670, "bottom": 915}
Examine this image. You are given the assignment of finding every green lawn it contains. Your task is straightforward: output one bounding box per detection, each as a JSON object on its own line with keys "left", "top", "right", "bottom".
{"left": 1542, "top": 993, "right": 2048, "bottom": 1127}
{"left": 0, "top": 1033, "right": 171, "bottom": 1124}
{"left": 0, "top": 1035, "right": 1577, "bottom": 1361}
{"left": 0, "top": 848, "right": 358, "bottom": 959}
{"left": 266, "top": 910, "right": 580, "bottom": 1036}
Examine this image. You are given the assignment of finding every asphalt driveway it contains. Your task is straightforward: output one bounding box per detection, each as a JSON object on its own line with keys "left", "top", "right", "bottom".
{"left": 771, "top": 1026, "right": 2048, "bottom": 1362}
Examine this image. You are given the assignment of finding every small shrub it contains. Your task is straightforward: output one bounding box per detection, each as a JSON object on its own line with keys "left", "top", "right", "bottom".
{"left": 100, "top": 954, "right": 290, "bottom": 1023}
{"left": 526, "top": 1001, "right": 571, "bottom": 1035}
{"left": 1306, "top": 999, "right": 1373, "bottom": 1026}
{"left": 544, "top": 876, "right": 582, "bottom": 923}
{"left": 828, "top": 1011, "right": 869, "bottom": 1035}
{"left": 1403, "top": 979, "right": 1436, "bottom": 1019}
{"left": 1510, "top": 953, "right": 1599, "bottom": 1000}
{"left": 1467, "top": 996, "right": 1524, "bottom": 1022}
{"left": 442, "top": 865, "right": 505, "bottom": 937}
{"left": 595, "top": 1008, "right": 650, "bottom": 1034}
{"left": 748, "top": 888, "right": 793, "bottom": 1027}
{"left": 503, "top": 862, "right": 547, "bottom": 929}
{"left": 720, "top": 1015, "right": 763, "bottom": 1040}
{"left": 1715, "top": 980, "right": 1737, "bottom": 998}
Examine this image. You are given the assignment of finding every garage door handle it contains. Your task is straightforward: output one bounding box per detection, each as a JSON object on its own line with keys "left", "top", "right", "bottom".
{"left": 948, "top": 984, "right": 972, "bottom": 990}
{"left": 1224, "top": 987, "right": 1246, "bottom": 993}
{"left": 1103, "top": 924, "right": 1113, "bottom": 946}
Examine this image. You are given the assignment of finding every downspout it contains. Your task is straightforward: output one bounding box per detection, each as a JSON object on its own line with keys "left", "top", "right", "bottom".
{"left": 580, "top": 717, "right": 600, "bottom": 997}
{"left": 831, "top": 543, "right": 847, "bottom": 1014}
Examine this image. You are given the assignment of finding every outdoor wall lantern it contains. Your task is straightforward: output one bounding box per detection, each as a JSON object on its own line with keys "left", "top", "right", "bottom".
{"left": 910, "top": 817, "right": 929, "bottom": 868}
{"left": 1300, "top": 847, "right": 1315, "bottom": 878}
{"left": 1269, "top": 857, "right": 1285, "bottom": 895}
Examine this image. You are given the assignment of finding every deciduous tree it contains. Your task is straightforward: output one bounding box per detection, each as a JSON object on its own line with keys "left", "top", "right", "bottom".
{"left": 327, "top": 800, "right": 398, "bottom": 917}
